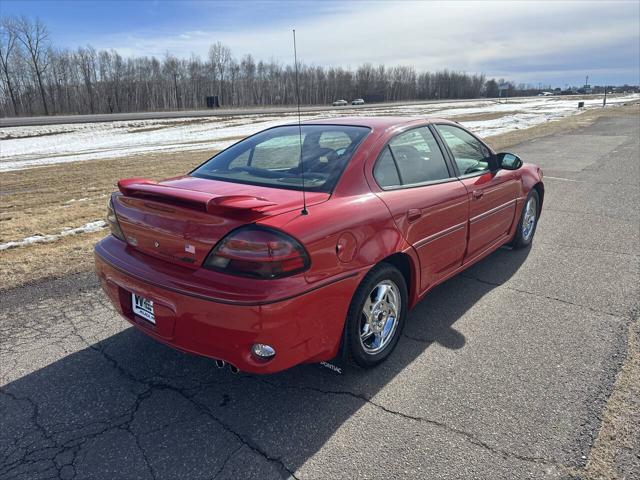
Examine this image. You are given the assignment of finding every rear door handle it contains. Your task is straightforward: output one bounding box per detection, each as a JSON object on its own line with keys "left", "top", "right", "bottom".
{"left": 472, "top": 190, "right": 484, "bottom": 199}
{"left": 407, "top": 209, "right": 422, "bottom": 222}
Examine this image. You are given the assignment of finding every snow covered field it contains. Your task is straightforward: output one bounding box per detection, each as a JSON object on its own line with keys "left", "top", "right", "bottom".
{"left": 1, "top": 95, "right": 637, "bottom": 172}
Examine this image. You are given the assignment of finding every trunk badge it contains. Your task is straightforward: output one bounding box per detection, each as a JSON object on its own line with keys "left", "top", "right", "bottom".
{"left": 154, "top": 241, "right": 160, "bottom": 248}
{"left": 185, "top": 244, "right": 196, "bottom": 254}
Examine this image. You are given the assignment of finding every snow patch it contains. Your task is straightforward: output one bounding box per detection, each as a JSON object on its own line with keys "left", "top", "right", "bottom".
{"left": 0, "top": 220, "right": 107, "bottom": 251}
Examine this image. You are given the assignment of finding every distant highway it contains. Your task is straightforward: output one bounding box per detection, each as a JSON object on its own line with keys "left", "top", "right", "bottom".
{"left": 0, "top": 97, "right": 513, "bottom": 127}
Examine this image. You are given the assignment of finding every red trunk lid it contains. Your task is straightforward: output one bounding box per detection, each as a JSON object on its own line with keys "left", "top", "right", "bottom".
{"left": 113, "top": 176, "right": 328, "bottom": 268}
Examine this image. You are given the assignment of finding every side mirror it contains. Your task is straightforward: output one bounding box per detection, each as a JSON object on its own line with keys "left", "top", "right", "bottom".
{"left": 495, "top": 152, "right": 523, "bottom": 170}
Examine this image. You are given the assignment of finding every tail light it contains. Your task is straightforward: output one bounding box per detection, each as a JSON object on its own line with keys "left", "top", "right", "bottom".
{"left": 107, "top": 196, "right": 126, "bottom": 242}
{"left": 203, "top": 226, "right": 310, "bottom": 279}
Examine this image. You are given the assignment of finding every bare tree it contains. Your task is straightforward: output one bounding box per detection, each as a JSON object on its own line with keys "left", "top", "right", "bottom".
{"left": 14, "top": 16, "right": 50, "bottom": 114}
{"left": 77, "top": 46, "right": 98, "bottom": 113}
{"left": 0, "top": 17, "right": 20, "bottom": 115}
{"left": 208, "top": 41, "right": 231, "bottom": 104}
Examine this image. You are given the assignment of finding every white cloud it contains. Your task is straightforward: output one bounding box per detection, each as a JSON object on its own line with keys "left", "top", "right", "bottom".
{"left": 93, "top": 0, "right": 639, "bottom": 84}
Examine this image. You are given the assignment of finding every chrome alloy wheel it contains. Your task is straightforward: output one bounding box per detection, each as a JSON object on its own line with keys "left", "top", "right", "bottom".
{"left": 359, "top": 280, "right": 401, "bottom": 354}
{"left": 522, "top": 196, "right": 537, "bottom": 241}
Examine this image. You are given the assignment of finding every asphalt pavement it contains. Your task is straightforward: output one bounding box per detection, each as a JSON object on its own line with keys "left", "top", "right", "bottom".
{"left": 1, "top": 114, "right": 638, "bottom": 479}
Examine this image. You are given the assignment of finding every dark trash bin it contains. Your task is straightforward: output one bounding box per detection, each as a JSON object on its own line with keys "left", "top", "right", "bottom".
{"left": 206, "top": 96, "right": 220, "bottom": 108}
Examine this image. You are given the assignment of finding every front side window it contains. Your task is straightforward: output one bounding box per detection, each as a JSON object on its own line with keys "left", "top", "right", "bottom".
{"left": 373, "top": 126, "right": 450, "bottom": 188}
{"left": 192, "top": 125, "right": 370, "bottom": 192}
{"left": 435, "top": 124, "right": 491, "bottom": 176}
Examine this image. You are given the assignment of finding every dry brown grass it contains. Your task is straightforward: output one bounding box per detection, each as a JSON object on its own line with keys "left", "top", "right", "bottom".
{"left": 585, "top": 318, "right": 640, "bottom": 479}
{"left": 1, "top": 230, "right": 106, "bottom": 289}
{"left": 1, "top": 102, "right": 638, "bottom": 290}
{"left": 0, "top": 149, "right": 212, "bottom": 289}
{"left": 0, "top": 150, "right": 210, "bottom": 240}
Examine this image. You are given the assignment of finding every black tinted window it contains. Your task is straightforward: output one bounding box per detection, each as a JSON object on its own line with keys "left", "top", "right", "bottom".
{"left": 192, "top": 125, "right": 369, "bottom": 192}
{"left": 386, "top": 127, "right": 450, "bottom": 185}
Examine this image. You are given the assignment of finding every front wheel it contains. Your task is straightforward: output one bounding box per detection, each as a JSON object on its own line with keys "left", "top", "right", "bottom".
{"left": 510, "top": 190, "right": 540, "bottom": 249}
{"left": 345, "top": 264, "right": 408, "bottom": 368}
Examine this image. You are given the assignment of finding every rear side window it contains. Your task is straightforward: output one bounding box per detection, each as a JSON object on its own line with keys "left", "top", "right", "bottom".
{"left": 373, "top": 127, "right": 450, "bottom": 188}
{"left": 374, "top": 146, "right": 401, "bottom": 188}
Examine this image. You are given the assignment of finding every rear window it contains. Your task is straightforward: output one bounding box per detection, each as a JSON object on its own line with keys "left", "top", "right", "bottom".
{"left": 192, "top": 125, "right": 370, "bottom": 192}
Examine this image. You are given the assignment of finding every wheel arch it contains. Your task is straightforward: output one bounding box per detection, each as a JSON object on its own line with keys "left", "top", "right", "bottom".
{"left": 337, "top": 251, "right": 418, "bottom": 366}
{"left": 380, "top": 251, "right": 420, "bottom": 309}
{"left": 532, "top": 181, "right": 544, "bottom": 214}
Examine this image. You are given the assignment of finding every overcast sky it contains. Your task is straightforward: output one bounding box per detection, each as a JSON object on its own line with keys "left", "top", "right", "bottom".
{"left": 4, "top": 0, "right": 639, "bottom": 87}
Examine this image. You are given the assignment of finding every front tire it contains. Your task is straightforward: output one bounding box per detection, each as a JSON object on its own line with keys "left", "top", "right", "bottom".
{"left": 345, "top": 263, "right": 408, "bottom": 368}
{"left": 510, "top": 190, "right": 540, "bottom": 249}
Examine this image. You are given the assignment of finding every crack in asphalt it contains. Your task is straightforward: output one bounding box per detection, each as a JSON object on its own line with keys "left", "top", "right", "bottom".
{"left": 210, "top": 444, "right": 244, "bottom": 480}
{"left": 1, "top": 303, "right": 300, "bottom": 480}
{"left": 113, "top": 343, "right": 298, "bottom": 476}
{"left": 251, "top": 377, "right": 573, "bottom": 473}
{"left": 73, "top": 331, "right": 301, "bottom": 480}
{"left": 538, "top": 241, "right": 639, "bottom": 258}
{"left": 459, "top": 273, "right": 625, "bottom": 319}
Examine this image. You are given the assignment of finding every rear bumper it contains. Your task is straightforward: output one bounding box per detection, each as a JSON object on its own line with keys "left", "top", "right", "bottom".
{"left": 94, "top": 237, "right": 362, "bottom": 374}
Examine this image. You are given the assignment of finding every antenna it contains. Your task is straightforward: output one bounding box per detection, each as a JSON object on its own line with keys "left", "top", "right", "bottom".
{"left": 293, "top": 29, "right": 308, "bottom": 215}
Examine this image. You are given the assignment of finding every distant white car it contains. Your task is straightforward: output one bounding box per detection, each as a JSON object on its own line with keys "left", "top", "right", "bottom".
{"left": 352, "top": 98, "right": 365, "bottom": 105}
{"left": 332, "top": 99, "right": 348, "bottom": 106}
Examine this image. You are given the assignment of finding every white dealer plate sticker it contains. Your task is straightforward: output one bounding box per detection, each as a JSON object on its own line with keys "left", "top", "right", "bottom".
{"left": 132, "top": 293, "right": 155, "bottom": 324}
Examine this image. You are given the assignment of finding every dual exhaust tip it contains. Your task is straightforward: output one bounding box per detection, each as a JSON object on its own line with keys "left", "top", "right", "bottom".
{"left": 214, "top": 359, "right": 239, "bottom": 374}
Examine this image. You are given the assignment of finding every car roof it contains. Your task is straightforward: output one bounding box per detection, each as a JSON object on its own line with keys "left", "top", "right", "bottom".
{"left": 297, "top": 116, "right": 456, "bottom": 130}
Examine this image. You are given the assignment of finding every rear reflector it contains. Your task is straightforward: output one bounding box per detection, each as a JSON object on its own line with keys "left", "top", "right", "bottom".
{"left": 203, "top": 226, "right": 310, "bottom": 279}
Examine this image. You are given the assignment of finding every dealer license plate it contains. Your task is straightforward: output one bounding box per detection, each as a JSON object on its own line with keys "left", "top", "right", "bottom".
{"left": 132, "top": 293, "right": 155, "bottom": 324}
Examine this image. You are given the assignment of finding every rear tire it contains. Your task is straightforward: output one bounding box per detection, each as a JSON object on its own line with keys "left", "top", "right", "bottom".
{"left": 345, "top": 263, "right": 408, "bottom": 368}
{"left": 510, "top": 190, "right": 540, "bottom": 249}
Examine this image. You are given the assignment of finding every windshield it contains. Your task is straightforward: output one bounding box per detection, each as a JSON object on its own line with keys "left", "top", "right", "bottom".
{"left": 191, "top": 125, "right": 370, "bottom": 192}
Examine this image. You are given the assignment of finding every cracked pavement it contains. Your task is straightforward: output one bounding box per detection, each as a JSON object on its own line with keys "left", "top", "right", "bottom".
{"left": 1, "top": 114, "right": 639, "bottom": 479}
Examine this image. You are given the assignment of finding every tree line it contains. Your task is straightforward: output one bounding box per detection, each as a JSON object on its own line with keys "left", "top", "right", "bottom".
{"left": 1, "top": 15, "right": 529, "bottom": 117}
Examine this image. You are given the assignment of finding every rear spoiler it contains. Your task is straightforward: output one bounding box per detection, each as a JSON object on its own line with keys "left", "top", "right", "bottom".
{"left": 117, "top": 178, "right": 276, "bottom": 214}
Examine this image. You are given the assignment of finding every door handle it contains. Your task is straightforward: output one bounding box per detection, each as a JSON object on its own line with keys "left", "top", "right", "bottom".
{"left": 472, "top": 190, "right": 484, "bottom": 199}
{"left": 407, "top": 209, "right": 422, "bottom": 223}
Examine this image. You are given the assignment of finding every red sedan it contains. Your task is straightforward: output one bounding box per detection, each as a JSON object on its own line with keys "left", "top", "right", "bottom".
{"left": 95, "top": 117, "right": 544, "bottom": 374}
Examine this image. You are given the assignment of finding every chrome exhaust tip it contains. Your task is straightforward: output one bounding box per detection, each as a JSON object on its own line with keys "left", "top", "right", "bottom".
{"left": 228, "top": 364, "right": 240, "bottom": 374}
{"left": 214, "top": 359, "right": 226, "bottom": 369}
